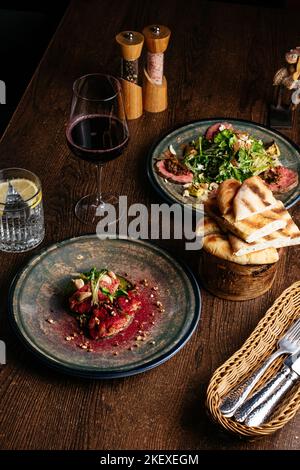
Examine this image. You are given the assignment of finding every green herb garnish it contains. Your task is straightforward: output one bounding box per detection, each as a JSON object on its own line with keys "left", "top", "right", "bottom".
{"left": 182, "top": 129, "right": 278, "bottom": 184}
{"left": 72, "top": 268, "right": 132, "bottom": 305}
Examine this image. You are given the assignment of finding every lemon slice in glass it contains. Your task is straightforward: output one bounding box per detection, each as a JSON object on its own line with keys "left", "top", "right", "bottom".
{"left": 0, "top": 181, "right": 9, "bottom": 216}
{"left": 11, "top": 178, "right": 41, "bottom": 208}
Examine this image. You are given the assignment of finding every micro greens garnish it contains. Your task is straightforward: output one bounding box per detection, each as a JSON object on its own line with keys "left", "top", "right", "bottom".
{"left": 182, "top": 129, "right": 277, "bottom": 184}
{"left": 75, "top": 268, "right": 130, "bottom": 305}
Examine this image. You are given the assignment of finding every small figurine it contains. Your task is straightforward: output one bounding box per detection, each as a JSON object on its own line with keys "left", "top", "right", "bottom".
{"left": 273, "top": 46, "right": 300, "bottom": 109}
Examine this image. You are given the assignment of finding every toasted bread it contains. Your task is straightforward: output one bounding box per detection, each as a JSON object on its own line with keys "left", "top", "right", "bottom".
{"left": 203, "top": 232, "right": 279, "bottom": 265}
{"left": 228, "top": 217, "right": 300, "bottom": 255}
{"left": 206, "top": 199, "right": 287, "bottom": 242}
{"left": 196, "top": 215, "right": 222, "bottom": 237}
{"left": 217, "top": 179, "right": 241, "bottom": 215}
{"left": 233, "top": 176, "right": 277, "bottom": 221}
{"left": 223, "top": 200, "right": 287, "bottom": 242}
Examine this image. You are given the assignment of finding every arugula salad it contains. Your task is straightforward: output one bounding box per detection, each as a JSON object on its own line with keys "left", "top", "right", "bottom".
{"left": 155, "top": 122, "right": 284, "bottom": 201}
{"left": 183, "top": 129, "right": 278, "bottom": 184}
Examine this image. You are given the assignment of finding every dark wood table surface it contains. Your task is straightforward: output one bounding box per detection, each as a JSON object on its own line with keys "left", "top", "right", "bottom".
{"left": 1, "top": 0, "right": 300, "bottom": 451}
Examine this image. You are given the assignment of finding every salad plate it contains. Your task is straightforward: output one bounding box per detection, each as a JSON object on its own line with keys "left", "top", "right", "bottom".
{"left": 8, "top": 235, "right": 201, "bottom": 379}
{"left": 147, "top": 118, "right": 300, "bottom": 210}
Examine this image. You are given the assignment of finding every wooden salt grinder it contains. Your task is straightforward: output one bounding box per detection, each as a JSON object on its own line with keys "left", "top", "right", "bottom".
{"left": 142, "top": 24, "right": 171, "bottom": 113}
{"left": 116, "top": 31, "right": 144, "bottom": 120}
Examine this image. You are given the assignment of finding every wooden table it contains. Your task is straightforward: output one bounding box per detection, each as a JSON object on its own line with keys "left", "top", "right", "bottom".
{"left": 0, "top": 0, "right": 300, "bottom": 451}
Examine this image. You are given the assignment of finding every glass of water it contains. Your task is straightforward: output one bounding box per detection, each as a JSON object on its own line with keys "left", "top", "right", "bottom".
{"left": 0, "top": 168, "right": 45, "bottom": 252}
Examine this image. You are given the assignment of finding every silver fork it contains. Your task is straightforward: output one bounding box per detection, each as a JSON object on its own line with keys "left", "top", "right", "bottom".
{"left": 220, "top": 317, "right": 300, "bottom": 417}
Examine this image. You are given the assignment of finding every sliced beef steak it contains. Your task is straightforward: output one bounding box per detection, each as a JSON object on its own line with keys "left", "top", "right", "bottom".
{"left": 205, "top": 122, "right": 234, "bottom": 141}
{"left": 262, "top": 166, "right": 298, "bottom": 193}
{"left": 155, "top": 158, "right": 193, "bottom": 184}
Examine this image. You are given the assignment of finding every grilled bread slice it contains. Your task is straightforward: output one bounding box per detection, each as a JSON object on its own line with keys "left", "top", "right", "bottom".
{"left": 206, "top": 198, "right": 287, "bottom": 242}
{"left": 228, "top": 217, "right": 300, "bottom": 255}
{"left": 196, "top": 215, "right": 222, "bottom": 237}
{"left": 203, "top": 232, "right": 279, "bottom": 265}
{"left": 233, "top": 176, "right": 277, "bottom": 221}
{"left": 217, "top": 179, "right": 241, "bottom": 215}
{"left": 222, "top": 200, "right": 287, "bottom": 242}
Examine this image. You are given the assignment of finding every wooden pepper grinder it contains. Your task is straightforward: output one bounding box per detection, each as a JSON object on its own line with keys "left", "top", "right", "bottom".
{"left": 116, "top": 31, "right": 144, "bottom": 120}
{"left": 142, "top": 24, "right": 171, "bottom": 113}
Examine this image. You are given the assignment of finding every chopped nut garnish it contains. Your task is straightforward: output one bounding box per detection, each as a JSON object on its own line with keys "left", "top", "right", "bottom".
{"left": 156, "top": 301, "right": 163, "bottom": 307}
{"left": 65, "top": 336, "right": 73, "bottom": 341}
{"left": 46, "top": 318, "right": 55, "bottom": 324}
{"left": 79, "top": 343, "right": 88, "bottom": 349}
{"left": 150, "top": 341, "right": 156, "bottom": 345}
{"left": 136, "top": 335, "right": 143, "bottom": 341}
{"left": 152, "top": 286, "right": 158, "bottom": 291}
{"left": 151, "top": 321, "right": 155, "bottom": 325}
{"left": 150, "top": 294, "right": 154, "bottom": 298}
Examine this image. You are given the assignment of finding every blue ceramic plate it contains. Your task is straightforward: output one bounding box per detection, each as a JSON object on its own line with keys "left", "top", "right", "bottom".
{"left": 9, "top": 235, "right": 201, "bottom": 379}
{"left": 148, "top": 118, "right": 300, "bottom": 209}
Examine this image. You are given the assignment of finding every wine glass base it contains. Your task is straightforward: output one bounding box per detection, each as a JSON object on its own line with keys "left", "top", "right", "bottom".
{"left": 75, "top": 193, "right": 120, "bottom": 225}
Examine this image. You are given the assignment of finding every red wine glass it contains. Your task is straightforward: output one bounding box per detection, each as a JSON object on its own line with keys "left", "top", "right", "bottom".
{"left": 66, "top": 73, "right": 129, "bottom": 224}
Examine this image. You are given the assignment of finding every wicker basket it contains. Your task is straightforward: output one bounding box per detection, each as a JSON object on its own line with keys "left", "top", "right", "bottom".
{"left": 206, "top": 281, "right": 300, "bottom": 438}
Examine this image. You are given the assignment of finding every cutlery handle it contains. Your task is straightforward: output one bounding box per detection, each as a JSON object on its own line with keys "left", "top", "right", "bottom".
{"left": 244, "top": 368, "right": 298, "bottom": 427}
{"left": 234, "top": 365, "right": 291, "bottom": 423}
{"left": 220, "top": 350, "right": 283, "bottom": 417}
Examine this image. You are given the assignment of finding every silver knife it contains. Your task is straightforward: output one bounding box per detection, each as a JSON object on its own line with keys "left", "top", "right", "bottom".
{"left": 243, "top": 351, "right": 300, "bottom": 427}
{"left": 234, "top": 353, "right": 298, "bottom": 423}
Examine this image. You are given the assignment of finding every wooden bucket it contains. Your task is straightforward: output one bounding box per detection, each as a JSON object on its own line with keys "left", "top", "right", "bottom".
{"left": 199, "top": 249, "right": 281, "bottom": 301}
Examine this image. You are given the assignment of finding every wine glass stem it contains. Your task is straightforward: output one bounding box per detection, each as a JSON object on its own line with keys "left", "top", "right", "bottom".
{"left": 96, "top": 164, "right": 104, "bottom": 207}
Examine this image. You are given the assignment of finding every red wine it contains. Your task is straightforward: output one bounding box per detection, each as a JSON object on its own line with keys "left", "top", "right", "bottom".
{"left": 66, "top": 114, "right": 129, "bottom": 163}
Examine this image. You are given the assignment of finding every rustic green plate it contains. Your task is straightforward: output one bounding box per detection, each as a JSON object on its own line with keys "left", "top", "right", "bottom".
{"left": 9, "top": 235, "right": 201, "bottom": 379}
{"left": 148, "top": 118, "right": 300, "bottom": 209}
